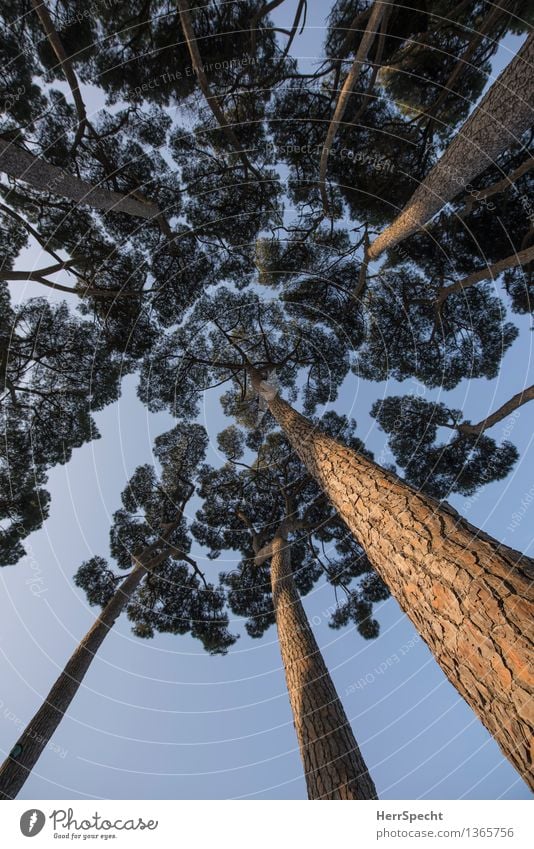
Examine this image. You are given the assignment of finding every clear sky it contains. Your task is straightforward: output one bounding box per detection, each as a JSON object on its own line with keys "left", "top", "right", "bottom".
{"left": 0, "top": 3, "right": 532, "bottom": 800}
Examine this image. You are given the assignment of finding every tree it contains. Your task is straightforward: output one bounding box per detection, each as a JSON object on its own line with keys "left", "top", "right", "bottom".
{"left": 370, "top": 393, "right": 525, "bottom": 498}
{"left": 0, "top": 287, "right": 123, "bottom": 565}
{"left": 0, "top": 422, "right": 236, "bottom": 799}
{"left": 384, "top": 133, "right": 534, "bottom": 315}
{"left": 193, "top": 418, "right": 386, "bottom": 798}
{"left": 138, "top": 285, "right": 352, "bottom": 420}
{"left": 368, "top": 32, "right": 534, "bottom": 259}
{"left": 354, "top": 268, "right": 517, "bottom": 390}
{"left": 319, "top": 0, "right": 388, "bottom": 213}
{"left": 0, "top": 138, "right": 161, "bottom": 219}
{"left": 247, "top": 371, "right": 534, "bottom": 789}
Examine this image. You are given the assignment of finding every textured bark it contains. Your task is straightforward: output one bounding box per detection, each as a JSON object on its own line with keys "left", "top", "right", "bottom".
{"left": 269, "top": 534, "right": 377, "bottom": 799}
{"left": 437, "top": 245, "right": 534, "bottom": 304}
{"left": 264, "top": 392, "right": 534, "bottom": 789}
{"left": 458, "top": 384, "right": 534, "bottom": 436}
{"left": 368, "top": 32, "right": 534, "bottom": 260}
{"left": 0, "top": 562, "right": 147, "bottom": 800}
{"left": 0, "top": 139, "right": 160, "bottom": 219}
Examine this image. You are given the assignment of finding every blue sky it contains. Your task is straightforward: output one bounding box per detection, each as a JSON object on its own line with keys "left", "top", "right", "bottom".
{"left": 0, "top": 3, "right": 532, "bottom": 800}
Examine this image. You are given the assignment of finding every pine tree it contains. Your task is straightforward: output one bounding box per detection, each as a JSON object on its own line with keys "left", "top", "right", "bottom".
{"left": 248, "top": 372, "right": 534, "bottom": 789}
{"left": 193, "top": 419, "right": 385, "bottom": 798}
{"left": 368, "top": 32, "right": 534, "bottom": 259}
{"left": 0, "top": 422, "right": 236, "bottom": 799}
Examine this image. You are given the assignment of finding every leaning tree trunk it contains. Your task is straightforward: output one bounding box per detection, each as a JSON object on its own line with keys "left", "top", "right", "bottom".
{"left": 0, "top": 139, "right": 160, "bottom": 220}
{"left": 437, "top": 245, "right": 534, "bottom": 305}
{"left": 367, "top": 32, "right": 534, "bottom": 260}
{"left": 269, "top": 534, "right": 377, "bottom": 799}
{"left": 0, "top": 561, "right": 147, "bottom": 800}
{"left": 257, "top": 386, "right": 534, "bottom": 789}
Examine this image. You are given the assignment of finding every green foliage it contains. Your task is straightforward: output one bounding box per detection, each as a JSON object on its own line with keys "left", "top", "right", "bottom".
{"left": 193, "top": 416, "right": 388, "bottom": 640}
{"left": 371, "top": 395, "right": 519, "bottom": 498}
{"left": 74, "top": 422, "right": 237, "bottom": 654}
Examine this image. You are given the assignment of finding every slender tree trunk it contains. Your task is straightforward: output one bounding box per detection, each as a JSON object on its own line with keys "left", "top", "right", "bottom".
{"left": 459, "top": 155, "right": 534, "bottom": 217}
{"left": 0, "top": 139, "right": 160, "bottom": 219}
{"left": 458, "top": 384, "right": 534, "bottom": 436}
{"left": 437, "top": 245, "right": 534, "bottom": 304}
{"left": 269, "top": 534, "right": 377, "bottom": 799}
{"left": 421, "top": 1, "right": 511, "bottom": 124}
{"left": 367, "top": 32, "right": 534, "bottom": 260}
{"left": 30, "top": 0, "right": 87, "bottom": 150}
{"left": 319, "top": 0, "right": 387, "bottom": 213}
{"left": 254, "top": 382, "right": 534, "bottom": 788}
{"left": 0, "top": 561, "right": 147, "bottom": 800}
{"left": 176, "top": 0, "right": 260, "bottom": 179}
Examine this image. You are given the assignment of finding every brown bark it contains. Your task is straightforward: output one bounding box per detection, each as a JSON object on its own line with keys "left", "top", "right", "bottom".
{"left": 368, "top": 32, "right": 534, "bottom": 260}
{"left": 258, "top": 387, "right": 534, "bottom": 789}
{"left": 0, "top": 139, "right": 160, "bottom": 219}
{"left": 0, "top": 561, "right": 147, "bottom": 800}
{"left": 458, "top": 384, "right": 534, "bottom": 436}
{"left": 268, "top": 533, "right": 377, "bottom": 799}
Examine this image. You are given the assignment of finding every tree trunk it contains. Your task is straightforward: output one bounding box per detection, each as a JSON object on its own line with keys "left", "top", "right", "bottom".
{"left": 458, "top": 384, "right": 534, "bottom": 436}
{"left": 269, "top": 534, "right": 377, "bottom": 799}
{"left": 0, "top": 139, "right": 160, "bottom": 220}
{"left": 367, "top": 32, "right": 534, "bottom": 260}
{"left": 437, "top": 245, "right": 534, "bottom": 304}
{"left": 259, "top": 387, "right": 534, "bottom": 788}
{"left": 0, "top": 561, "right": 147, "bottom": 800}
{"left": 319, "top": 0, "right": 387, "bottom": 213}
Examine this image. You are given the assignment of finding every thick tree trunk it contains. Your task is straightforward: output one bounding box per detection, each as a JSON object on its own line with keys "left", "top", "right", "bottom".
{"left": 269, "top": 534, "right": 377, "bottom": 799}
{"left": 458, "top": 384, "right": 534, "bottom": 436}
{"left": 0, "top": 561, "right": 147, "bottom": 800}
{"left": 367, "top": 32, "right": 534, "bottom": 260}
{"left": 260, "top": 388, "right": 534, "bottom": 788}
{"left": 0, "top": 139, "right": 160, "bottom": 219}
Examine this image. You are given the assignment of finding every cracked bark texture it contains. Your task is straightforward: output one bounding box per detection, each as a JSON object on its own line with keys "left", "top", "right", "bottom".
{"left": 368, "top": 32, "right": 534, "bottom": 260}
{"left": 269, "top": 535, "right": 377, "bottom": 799}
{"left": 0, "top": 562, "right": 147, "bottom": 800}
{"left": 267, "top": 394, "right": 534, "bottom": 789}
